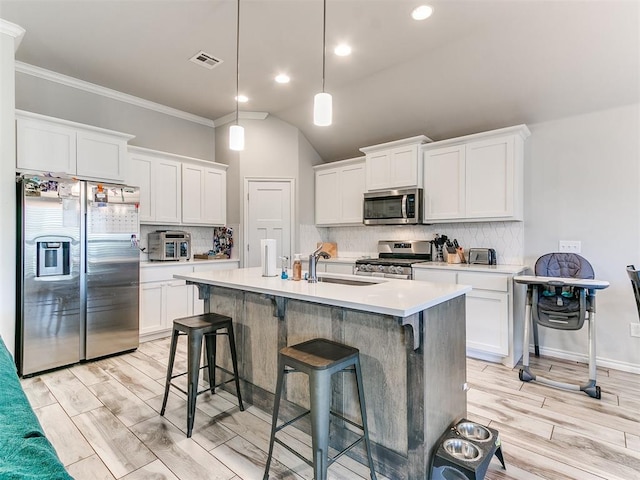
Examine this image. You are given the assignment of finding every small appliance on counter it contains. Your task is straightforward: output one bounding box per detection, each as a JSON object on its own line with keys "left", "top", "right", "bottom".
{"left": 148, "top": 230, "right": 191, "bottom": 261}
{"left": 468, "top": 248, "right": 497, "bottom": 265}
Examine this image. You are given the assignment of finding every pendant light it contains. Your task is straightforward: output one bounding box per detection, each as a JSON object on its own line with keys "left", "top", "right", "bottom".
{"left": 229, "top": 0, "right": 245, "bottom": 151}
{"left": 313, "top": 0, "right": 332, "bottom": 126}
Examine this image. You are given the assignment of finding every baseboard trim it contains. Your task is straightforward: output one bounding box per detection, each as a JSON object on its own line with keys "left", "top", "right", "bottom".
{"left": 530, "top": 345, "right": 640, "bottom": 375}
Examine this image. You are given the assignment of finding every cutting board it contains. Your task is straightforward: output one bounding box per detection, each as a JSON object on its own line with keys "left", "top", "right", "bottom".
{"left": 317, "top": 242, "right": 337, "bottom": 258}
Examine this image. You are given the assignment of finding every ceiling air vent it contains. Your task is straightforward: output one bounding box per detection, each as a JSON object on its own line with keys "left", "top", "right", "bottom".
{"left": 189, "top": 50, "right": 223, "bottom": 70}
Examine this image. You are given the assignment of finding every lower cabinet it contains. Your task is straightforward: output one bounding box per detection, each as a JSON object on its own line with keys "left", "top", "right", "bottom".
{"left": 412, "top": 267, "right": 524, "bottom": 367}
{"left": 139, "top": 261, "right": 239, "bottom": 340}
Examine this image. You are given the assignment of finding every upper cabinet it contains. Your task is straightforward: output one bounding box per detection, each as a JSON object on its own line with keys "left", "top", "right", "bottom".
{"left": 422, "top": 125, "right": 530, "bottom": 223}
{"left": 16, "top": 110, "right": 134, "bottom": 182}
{"left": 314, "top": 157, "right": 366, "bottom": 225}
{"left": 181, "top": 162, "right": 227, "bottom": 226}
{"left": 127, "top": 146, "right": 226, "bottom": 226}
{"left": 360, "top": 135, "right": 431, "bottom": 191}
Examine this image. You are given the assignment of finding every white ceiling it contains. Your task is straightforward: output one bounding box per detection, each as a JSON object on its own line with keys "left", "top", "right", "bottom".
{"left": 1, "top": 0, "right": 639, "bottom": 161}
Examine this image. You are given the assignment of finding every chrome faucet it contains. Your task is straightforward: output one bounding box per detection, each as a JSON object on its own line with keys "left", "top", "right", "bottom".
{"left": 308, "top": 245, "right": 331, "bottom": 283}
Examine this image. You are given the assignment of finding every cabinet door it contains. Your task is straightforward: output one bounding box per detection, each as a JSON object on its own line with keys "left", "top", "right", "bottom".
{"left": 181, "top": 164, "right": 204, "bottom": 224}
{"left": 140, "top": 282, "right": 164, "bottom": 336}
{"left": 423, "top": 146, "right": 466, "bottom": 221}
{"left": 155, "top": 159, "right": 182, "bottom": 224}
{"left": 465, "top": 136, "right": 514, "bottom": 218}
{"left": 76, "top": 131, "right": 126, "bottom": 182}
{"left": 365, "top": 151, "right": 391, "bottom": 191}
{"left": 339, "top": 163, "right": 365, "bottom": 224}
{"left": 16, "top": 118, "right": 76, "bottom": 174}
{"left": 390, "top": 145, "right": 419, "bottom": 188}
{"left": 165, "top": 281, "right": 192, "bottom": 322}
{"left": 203, "top": 167, "right": 226, "bottom": 225}
{"left": 315, "top": 169, "right": 340, "bottom": 225}
{"left": 412, "top": 269, "right": 457, "bottom": 284}
{"left": 466, "top": 290, "right": 509, "bottom": 355}
{"left": 128, "top": 154, "right": 155, "bottom": 222}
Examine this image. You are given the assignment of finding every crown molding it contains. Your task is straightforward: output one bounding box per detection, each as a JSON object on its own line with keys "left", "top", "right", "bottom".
{"left": 213, "top": 111, "right": 269, "bottom": 127}
{"left": 0, "top": 19, "right": 26, "bottom": 50}
{"left": 15, "top": 61, "right": 216, "bottom": 128}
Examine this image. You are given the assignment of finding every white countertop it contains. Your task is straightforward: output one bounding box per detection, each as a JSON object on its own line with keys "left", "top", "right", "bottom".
{"left": 412, "top": 262, "right": 528, "bottom": 275}
{"left": 141, "top": 258, "right": 240, "bottom": 268}
{"left": 174, "top": 267, "right": 471, "bottom": 318}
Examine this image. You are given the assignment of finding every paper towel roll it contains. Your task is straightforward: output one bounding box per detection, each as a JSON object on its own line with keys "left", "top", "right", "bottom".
{"left": 260, "top": 239, "right": 278, "bottom": 277}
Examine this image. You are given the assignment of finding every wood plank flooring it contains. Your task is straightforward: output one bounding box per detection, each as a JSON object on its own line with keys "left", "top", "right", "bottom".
{"left": 20, "top": 336, "right": 640, "bottom": 480}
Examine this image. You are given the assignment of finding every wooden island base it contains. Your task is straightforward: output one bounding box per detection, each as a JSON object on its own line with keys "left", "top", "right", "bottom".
{"left": 192, "top": 284, "right": 467, "bottom": 480}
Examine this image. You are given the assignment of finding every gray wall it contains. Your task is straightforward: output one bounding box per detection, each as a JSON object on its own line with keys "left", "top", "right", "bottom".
{"left": 524, "top": 103, "right": 640, "bottom": 369}
{"left": 215, "top": 115, "right": 322, "bottom": 263}
{"left": 15, "top": 72, "right": 216, "bottom": 160}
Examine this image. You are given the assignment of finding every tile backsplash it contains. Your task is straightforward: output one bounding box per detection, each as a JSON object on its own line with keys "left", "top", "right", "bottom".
{"left": 300, "top": 222, "right": 524, "bottom": 265}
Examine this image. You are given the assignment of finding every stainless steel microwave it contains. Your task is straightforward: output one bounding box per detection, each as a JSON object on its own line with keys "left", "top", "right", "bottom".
{"left": 363, "top": 188, "right": 423, "bottom": 225}
{"left": 148, "top": 230, "right": 191, "bottom": 261}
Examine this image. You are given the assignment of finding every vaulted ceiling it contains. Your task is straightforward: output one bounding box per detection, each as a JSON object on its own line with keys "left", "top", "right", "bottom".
{"left": 1, "top": 0, "right": 638, "bottom": 161}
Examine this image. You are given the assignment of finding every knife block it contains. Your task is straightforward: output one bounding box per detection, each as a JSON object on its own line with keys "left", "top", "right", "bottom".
{"left": 447, "top": 253, "right": 462, "bottom": 264}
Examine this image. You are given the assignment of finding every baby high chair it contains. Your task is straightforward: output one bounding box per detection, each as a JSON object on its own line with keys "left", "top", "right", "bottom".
{"left": 514, "top": 253, "right": 609, "bottom": 399}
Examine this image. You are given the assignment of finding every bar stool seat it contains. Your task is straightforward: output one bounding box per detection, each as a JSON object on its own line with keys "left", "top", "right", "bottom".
{"left": 263, "top": 338, "right": 377, "bottom": 480}
{"left": 160, "top": 313, "right": 244, "bottom": 438}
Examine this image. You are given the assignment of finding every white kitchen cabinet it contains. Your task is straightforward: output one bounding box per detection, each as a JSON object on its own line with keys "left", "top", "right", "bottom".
{"left": 412, "top": 265, "right": 525, "bottom": 367}
{"left": 314, "top": 157, "right": 365, "bottom": 225}
{"left": 422, "top": 125, "right": 529, "bottom": 223}
{"left": 127, "top": 147, "right": 182, "bottom": 225}
{"left": 423, "top": 145, "right": 466, "bottom": 220}
{"left": 16, "top": 110, "right": 133, "bottom": 182}
{"left": 139, "top": 260, "right": 240, "bottom": 340}
{"left": 182, "top": 162, "right": 227, "bottom": 225}
{"left": 360, "top": 136, "right": 430, "bottom": 191}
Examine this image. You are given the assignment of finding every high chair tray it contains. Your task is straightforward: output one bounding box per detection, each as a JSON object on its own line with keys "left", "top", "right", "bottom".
{"left": 514, "top": 275, "right": 609, "bottom": 289}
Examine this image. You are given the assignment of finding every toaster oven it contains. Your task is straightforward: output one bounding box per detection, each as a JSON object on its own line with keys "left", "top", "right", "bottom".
{"left": 148, "top": 230, "right": 191, "bottom": 261}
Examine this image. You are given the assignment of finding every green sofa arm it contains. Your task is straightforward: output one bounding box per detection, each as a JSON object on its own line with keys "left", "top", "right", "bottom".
{"left": 0, "top": 337, "right": 73, "bottom": 479}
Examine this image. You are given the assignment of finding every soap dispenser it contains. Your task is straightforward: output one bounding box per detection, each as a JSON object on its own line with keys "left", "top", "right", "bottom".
{"left": 292, "top": 254, "right": 302, "bottom": 281}
{"left": 280, "top": 256, "right": 289, "bottom": 280}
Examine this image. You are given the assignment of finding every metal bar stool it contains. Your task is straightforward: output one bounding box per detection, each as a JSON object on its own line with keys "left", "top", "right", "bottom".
{"left": 263, "top": 338, "right": 377, "bottom": 480}
{"left": 160, "top": 313, "right": 244, "bottom": 437}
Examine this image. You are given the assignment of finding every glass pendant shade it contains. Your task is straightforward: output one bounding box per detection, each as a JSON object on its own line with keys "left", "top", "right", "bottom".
{"left": 313, "top": 92, "right": 332, "bottom": 126}
{"left": 229, "top": 124, "right": 245, "bottom": 151}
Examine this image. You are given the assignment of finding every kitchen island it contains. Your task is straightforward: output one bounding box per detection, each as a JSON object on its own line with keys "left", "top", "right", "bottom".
{"left": 174, "top": 267, "right": 471, "bottom": 480}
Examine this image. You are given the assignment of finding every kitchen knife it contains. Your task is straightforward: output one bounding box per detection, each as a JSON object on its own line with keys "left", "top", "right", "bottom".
{"left": 446, "top": 240, "right": 456, "bottom": 254}
{"left": 453, "top": 239, "right": 459, "bottom": 249}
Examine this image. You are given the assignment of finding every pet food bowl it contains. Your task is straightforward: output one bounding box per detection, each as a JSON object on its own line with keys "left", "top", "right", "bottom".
{"left": 456, "top": 421, "right": 493, "bottom": 442}
{"left": 442, "top": 439, "right": 481, "bottom": 462}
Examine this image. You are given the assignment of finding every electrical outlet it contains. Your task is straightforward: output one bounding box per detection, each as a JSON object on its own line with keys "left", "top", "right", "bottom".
{"left": 559, "top": 240, "right": 581, "bottom": 253}
{"left": 631, "top": 323, "right": 640, "bottom": 338}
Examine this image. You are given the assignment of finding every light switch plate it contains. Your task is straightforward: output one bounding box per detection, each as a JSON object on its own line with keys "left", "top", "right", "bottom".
{"left": 559, "top": 240, "right": 581, "bottom": 253}
{"left": 631, "top": 323, "right": 640, "bottom": 338}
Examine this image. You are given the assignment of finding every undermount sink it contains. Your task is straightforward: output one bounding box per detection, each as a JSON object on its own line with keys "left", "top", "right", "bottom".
{"left": 316, "top": 276, "right": 379, "bottom": 286}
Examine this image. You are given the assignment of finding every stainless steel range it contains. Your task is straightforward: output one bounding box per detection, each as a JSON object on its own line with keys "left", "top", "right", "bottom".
{"left": 355, "top": 240, "right": 433, "bottom": 280}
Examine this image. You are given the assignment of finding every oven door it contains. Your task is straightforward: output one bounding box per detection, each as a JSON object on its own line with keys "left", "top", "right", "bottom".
{"left": 363, "top": 188, "right": 422, "bottom": 225}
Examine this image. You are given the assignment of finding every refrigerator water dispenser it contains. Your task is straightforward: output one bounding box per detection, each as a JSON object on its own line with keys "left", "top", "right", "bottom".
{"left": 36, "top": 238, "right": 71, "bottom": 277}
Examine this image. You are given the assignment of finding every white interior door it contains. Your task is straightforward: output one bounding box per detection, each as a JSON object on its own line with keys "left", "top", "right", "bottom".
{"left": 245, "top": 180, "right": 293, "bottom": 268}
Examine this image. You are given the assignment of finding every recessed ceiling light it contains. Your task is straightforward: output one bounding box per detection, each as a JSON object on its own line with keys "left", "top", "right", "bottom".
{"left": 411, "top": 5, "right": 433, "bottom": 21}
{"left": 235, "top": 95, "right": 248, "bottom": 103}
{"left": 275, "top": 74, "right": 290, "bottom": 84}
{"left": 334, "top": 44, "right": 352, "bottom": 56}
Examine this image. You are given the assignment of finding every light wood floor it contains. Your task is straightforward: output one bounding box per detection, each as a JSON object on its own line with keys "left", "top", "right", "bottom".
{"left": 20, "top": 336, "right": 640, "bottom": 480}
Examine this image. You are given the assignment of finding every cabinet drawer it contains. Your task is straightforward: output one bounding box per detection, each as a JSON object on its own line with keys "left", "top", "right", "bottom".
{"left": 458, "top": 272, "right": 509, "bottom": 292}
{"left": 413, "top": 269, "right": 457, "bottom": 284}
{"left": 141, "top": 264, "right": 194, "bottom": 283}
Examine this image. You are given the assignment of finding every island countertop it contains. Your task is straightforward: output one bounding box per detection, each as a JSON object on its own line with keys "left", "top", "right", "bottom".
{"left": 174, "top": 267, "right": 471, "bottom": 318}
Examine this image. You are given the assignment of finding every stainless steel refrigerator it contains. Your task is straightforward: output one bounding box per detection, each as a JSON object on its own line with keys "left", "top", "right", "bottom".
{"left": 16, "top": 176, "right": 140, "bottom": 376}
